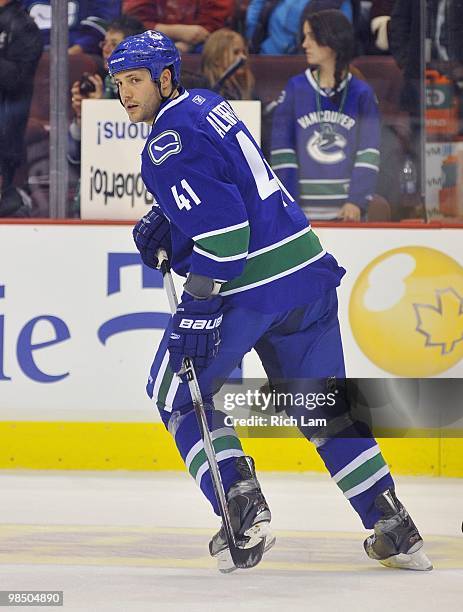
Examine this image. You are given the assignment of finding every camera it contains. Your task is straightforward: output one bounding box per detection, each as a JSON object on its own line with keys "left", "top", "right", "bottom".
{"left": 79, "top": 73, "right": 96, "bottom": 95}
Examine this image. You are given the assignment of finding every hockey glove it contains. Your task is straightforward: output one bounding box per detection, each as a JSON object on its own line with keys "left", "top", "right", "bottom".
{"left": 168, "top": 295, "right": 223, "bottom": 374}
{"left": 133, "top": 206, "right": 172, "bottom": 269}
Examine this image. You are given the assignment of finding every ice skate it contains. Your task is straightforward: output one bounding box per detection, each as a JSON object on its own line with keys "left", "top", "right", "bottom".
{"left": 364, "top": 488, "right": 433, "bottom": 571}
{"left": 209, "top": 456, "right": 275, "bottom": 573}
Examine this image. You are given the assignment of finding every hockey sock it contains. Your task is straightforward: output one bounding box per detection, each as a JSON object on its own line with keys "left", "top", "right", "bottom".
{"left": 172, "top": 408, "right": 245, "bottom": 515}
{"left": 316, "top": 435, "right": 395, "bottom": 529}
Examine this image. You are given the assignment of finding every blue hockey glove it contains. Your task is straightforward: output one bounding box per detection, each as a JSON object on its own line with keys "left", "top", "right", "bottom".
{"left": 168, "top": 295, "right": 223, "bottom": 374}
{"left": 133, "top": 206, "right": 172, "bottom": 269}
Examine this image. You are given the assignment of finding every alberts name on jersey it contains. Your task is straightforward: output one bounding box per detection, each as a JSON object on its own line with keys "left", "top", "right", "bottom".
{"left": 206, "top": 101, "right": 240, "bottom": 139}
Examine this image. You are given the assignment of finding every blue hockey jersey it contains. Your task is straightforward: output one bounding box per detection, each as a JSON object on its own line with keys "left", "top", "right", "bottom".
{"left": 21, "top": 1, "right": 121, "bottom": 54}
{"left": 141, "top": 88, "right": 345, "bottom": 313}
{"left": 270, "top": 70, "right": 380, "bottom": 220}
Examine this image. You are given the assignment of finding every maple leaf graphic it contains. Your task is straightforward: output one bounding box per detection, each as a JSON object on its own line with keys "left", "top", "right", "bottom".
{"left": 414, "top": 288, "right": 463, "bottom": 355}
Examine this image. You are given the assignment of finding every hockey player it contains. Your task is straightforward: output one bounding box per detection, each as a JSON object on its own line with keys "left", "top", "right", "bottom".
{"left": 108, "top": 31, "right": 432, "bottom": 572}
{"left": 271, "top": 9, "right": 380, "bottom": 222}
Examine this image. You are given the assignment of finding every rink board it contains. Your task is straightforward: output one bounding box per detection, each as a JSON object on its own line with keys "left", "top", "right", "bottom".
{"left": 0, "top": 221, "right": 462, "bottom": 475}
{"left": 0, "top": 421, "right": 462, "bottom": 477}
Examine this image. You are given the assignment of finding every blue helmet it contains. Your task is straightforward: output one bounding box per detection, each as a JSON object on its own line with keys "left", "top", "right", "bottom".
{"left": 108, "top": 30, "right": 181, "bottom": 85}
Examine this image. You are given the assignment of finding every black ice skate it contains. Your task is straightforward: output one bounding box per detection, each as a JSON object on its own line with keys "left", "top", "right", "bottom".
{"left": 364, "top": 488, "right": 433, "bottom": 571}
{"left": 209, "top": 456, "right": 275, "bottom": 573}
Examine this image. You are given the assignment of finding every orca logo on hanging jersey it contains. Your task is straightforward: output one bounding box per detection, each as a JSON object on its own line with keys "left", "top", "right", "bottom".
{"left": 307, "top": 126, "right": 347, "bottom": 165}
{"left": 147, "top": 130, "right": 182, "bottom": 165}
{"left": 28, "top": 1, "right": 78, "bottom": 30}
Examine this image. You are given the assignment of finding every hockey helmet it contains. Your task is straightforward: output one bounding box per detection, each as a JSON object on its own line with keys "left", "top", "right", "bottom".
{"left": 108, "top": 30, "right": 181, "bottom": 85}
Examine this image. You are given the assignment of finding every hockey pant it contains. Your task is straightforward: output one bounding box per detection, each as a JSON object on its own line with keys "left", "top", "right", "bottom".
{"left": 147, "top": 288, "right": 394, "bottom": 529}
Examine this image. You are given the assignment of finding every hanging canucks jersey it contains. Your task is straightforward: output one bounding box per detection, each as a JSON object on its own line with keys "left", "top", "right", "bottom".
{"left": 141, "top": 88, "right": 345, "bottom": 313}
{"left": 270, "top": 70, "right": 380, "bottom": 220}
{"left": 21, "top": 1, "right": 120, "bottom": 54}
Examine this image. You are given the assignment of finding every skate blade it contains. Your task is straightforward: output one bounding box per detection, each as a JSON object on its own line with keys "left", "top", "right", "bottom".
{"left": 215, "top": 522, "right": 275, "bottom": 573}
{"left": 379, "top": 548, "right": 433, "bottom": 571}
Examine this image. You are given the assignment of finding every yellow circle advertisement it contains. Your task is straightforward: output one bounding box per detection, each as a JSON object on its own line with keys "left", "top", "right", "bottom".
{"left": 349, "top": 246, "right": 463, "bottom": 376}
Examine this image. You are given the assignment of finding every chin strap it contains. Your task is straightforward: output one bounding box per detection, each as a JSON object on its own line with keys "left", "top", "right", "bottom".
{"left": 157, "top": 66, "right": 180, "bottom": 104}
{"left": 156, "top": 80, "right": 178, "bottom": 104}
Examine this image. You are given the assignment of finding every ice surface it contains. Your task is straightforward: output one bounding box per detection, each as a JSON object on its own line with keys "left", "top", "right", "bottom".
{"left": 0, "top": 471, "right": 461, "bottom": 611}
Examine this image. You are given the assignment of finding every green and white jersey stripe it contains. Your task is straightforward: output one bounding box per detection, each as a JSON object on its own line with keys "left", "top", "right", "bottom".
{"left": 220, "top": 226, "right": 325, "bottom": 296}
{"left": 193, "top": 221, "right": 250, "bottom": 262}
{"left": 354, "top": 148, "right": 380, "bottom": 171}
{"left": 185, "top": 428, "right": 244, "bottom": 485}
{"left": 152, "top": 351, "right": 179, "bottom": 412}
{"left": 333, "top": 445, "right": 390, "bottom": 500}
{"left": 299, "top": 179, "right": 350, "bottom": 200}
{"left": 301, "top": 205, "right": 342, "bottom": 221}
{"left": 271, "top": 148, "right": 298, "bottom": 170}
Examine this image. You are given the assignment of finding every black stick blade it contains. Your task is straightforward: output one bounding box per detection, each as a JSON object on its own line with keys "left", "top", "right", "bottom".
{"left": 230, "top": 539, "right": 266, "bottom": 569}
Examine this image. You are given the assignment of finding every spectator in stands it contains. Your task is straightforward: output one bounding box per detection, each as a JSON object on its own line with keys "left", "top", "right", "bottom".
{"left": 70, "top": 14, "right": 143, "bottom": 120}
{"left": 388, "top": 0, "right": 420, "bottom": 116}
{"left": 201, "top": 28, "right": 255, "bottom": 100}
{"left": 122, "top": 0, "right": 234, "bottom": 53}
{"left": 0, "top": 0, "right": 43, "bottom": 217}
{"left": 388, "top": 0, "right": 423, "bottom": 210}
{"left": 270, "top": 9, "right": 381, "bottom": 221}
{"left": 246, "top": 0, "right": 355, "bottom": 55}
{"left": 68, "top": 15, "right": 143, "bottom": 213}
{"left": 21, "top": 0, "right": 121, "bottom": 56}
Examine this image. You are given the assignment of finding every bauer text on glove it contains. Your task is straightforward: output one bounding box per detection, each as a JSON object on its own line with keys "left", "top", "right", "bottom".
{"left": 168, "top": 296, "right": 223, "bottom": 374}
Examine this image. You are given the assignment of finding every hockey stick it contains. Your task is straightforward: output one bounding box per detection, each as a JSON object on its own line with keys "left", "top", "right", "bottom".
{"left": 157, "top": 250, "right": 265, "bottom": 570}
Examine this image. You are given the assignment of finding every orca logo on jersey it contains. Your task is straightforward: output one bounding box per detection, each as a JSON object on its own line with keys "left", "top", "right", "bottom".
{"left": 28, "top": 2, "right": 79, "bottom": 30}
{"left": 307, "top": 126, "right": 347, "bottom": 165}
{"left": 147, "top": 130, "right": 182, "bottom": 165}
{"left": 178, "top": 315, "right": 223, "bottom": 330}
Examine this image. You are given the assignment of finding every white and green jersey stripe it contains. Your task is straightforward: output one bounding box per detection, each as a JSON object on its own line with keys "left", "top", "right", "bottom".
{"left": 299, "top": 179, "right": 350, "bottom": 200}
{"left": 333, "top": 445, "right": 390, "bottom": 500}
{"left": 354, "top": 148, "right": 380, "bottom": 172}
{"left": 185, "top": 428, "right": 244, "bottom": 485}
{"left": 193, "top": 221, "right": 250, "bottom": 263}
{"left": 220, "top": 226, "right": 325, "bottom": 296}
{"left": 298, "top": 180, "right": 351, "bottom": 220}
{"left": 271, "top": 148, "right": 298, "bottom": 170}
{"left": 152, "top": 350, "right": 178, "bottom": 412}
